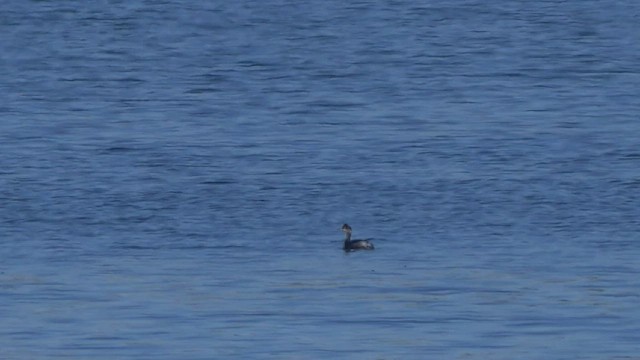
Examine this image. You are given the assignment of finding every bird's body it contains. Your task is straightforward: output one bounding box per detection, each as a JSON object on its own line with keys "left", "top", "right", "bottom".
{"left": 341, "top": 224, "right": 374, "bottom": 251}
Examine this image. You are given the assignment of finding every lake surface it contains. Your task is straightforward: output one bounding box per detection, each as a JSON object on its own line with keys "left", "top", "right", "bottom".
{"left": 1, "top": 0, "right": 639, "bottom": 359}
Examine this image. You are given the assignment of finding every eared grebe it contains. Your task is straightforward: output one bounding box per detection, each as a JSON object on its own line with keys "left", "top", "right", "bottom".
{"left": 341, "top": 224, "right": 374, "bottom": 251}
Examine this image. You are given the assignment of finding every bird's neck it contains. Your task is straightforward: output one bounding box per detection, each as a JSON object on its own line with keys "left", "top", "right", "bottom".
{"left": 343, "top": 232, "right": 352, "bottom": 250}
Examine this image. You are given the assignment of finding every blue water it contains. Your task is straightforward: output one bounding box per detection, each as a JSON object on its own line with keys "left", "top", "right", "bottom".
{"left": 1, "top": 1, "right": 639, "bottom": 358}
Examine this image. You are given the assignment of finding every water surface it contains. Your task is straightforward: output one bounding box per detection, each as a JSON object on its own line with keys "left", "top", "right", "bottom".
{"left": 1, "top": 0, "right": 639, "bottom": 358}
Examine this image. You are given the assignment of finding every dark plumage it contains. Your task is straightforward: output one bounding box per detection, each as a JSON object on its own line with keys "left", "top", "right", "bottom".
{"left": 341, "top": 224, "right": 374, "bottom": 251}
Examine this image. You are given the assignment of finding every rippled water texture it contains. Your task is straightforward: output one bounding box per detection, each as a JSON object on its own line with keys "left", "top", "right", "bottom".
{"left": 1, "top": 1, "right": 639, "bottom": 359}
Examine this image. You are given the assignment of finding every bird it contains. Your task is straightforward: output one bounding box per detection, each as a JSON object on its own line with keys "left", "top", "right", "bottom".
{"left": 341, "top": 224, "right": 374, "bottom": 251}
